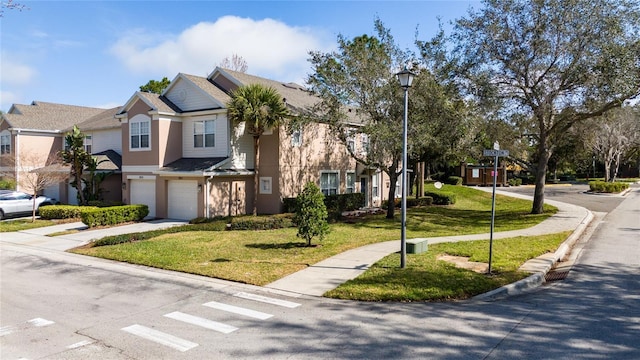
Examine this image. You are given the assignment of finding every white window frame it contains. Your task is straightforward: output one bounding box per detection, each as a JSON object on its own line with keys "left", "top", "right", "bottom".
{"left": 0, "top": 131, "right": 10, "bottom": 154}
{"left": 291, "top": 129, "right": 302, "bottom": 147}
{"left": 129, "top": 117, "right": 151, "bottom": 151}
{"left": 320, "top": 171, "right": 339, "bottom": 196}
{"left": 360, "top": 134, "right": 369, "bottom": 155}
{"left": 259, "top": 177, "right": 272, "bottom": 194}
{"left": 372, "top": 172, "right": 380, "bottom": 198}
{"left": 194, "top": 119, "right": 215, "bottom": 148}
{"left": 84, "top": 135, "right": 92, "bottom": 154}
{"left": 346, "top": 172, "right": 356, "bottom": 193}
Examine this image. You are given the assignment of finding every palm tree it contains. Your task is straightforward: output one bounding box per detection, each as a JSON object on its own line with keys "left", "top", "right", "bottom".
{"left": 227, "top": 84, "right": 289, "bottom": 215}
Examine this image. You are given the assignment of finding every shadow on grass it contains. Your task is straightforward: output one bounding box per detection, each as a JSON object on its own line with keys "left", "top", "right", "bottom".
{"left": 245, "top": 241, "right": 309, "bottom": 250}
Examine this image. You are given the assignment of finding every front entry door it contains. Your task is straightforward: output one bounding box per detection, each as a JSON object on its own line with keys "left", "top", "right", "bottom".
{"left": 232, "top": 181, "right": 246, "bottom": 216}
{"left": 360, "top": 178, "right": 368, "bottom": 207}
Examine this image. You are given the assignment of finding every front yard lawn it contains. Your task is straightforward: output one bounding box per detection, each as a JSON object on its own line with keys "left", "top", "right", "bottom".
{"left": 72, "top": 185, "right": 560, "bottom": 300}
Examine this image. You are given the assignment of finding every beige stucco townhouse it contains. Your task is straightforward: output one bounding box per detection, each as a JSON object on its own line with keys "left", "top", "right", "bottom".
{"left": 0, "top": 101, "right": 122, "bottom": 204}
{"left": 117, "top": 67, "right": 391, "bottom": 220}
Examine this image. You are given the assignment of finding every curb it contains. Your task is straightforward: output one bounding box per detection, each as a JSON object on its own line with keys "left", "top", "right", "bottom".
{"left": 473, "top": 208, "right": 594, "bottom": 301}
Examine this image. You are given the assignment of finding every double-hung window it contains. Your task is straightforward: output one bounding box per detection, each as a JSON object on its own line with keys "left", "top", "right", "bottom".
{"left": 194, "top": 120, "right": 215, "bottom": 148}
{"left": 130, "top": 120, "right": 150, "bottom": 150}
{"left": 84, "top": 135, "right": 92, "bottom": 154}
{"left": 320, "top": 171, "right": 339, "bottom": 196}
{"left": 372, "top": 172, "right": 379, "bottom": 197}
{"left": 346, "top": 172, "right": 355, "bottom": 193}
{"left": 0, "top": 132, "right": 10, "bottom": 154}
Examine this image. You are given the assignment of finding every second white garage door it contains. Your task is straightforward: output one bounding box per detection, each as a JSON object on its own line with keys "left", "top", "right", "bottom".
{"left": 168, "top": 180, "right": 198, "bottom": 220}
{"left": 130, "top": 179, "right": 156, "bottom": 218}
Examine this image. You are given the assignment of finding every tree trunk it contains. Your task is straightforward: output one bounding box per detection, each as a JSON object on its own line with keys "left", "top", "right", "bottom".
{"left": 532, "top": 147, "right": 551, "bottom": 214}
{"left": 386, "top": 172, "right": 398, "bottom": 219}
{"left": 253, "top": 135, "right": 259, "bottom": 216}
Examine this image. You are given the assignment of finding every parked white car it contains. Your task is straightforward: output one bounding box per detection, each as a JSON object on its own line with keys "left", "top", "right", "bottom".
{"left": 0, "top": 191, "right": 57, "bottom": 220}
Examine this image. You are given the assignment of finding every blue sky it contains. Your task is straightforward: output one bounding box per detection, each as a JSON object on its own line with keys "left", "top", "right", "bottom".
{"left": 1, "top": 0, "right": 482, "bottom": 112}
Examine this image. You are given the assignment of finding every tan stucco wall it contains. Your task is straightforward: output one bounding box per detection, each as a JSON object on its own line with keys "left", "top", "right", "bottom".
{"left": 157, "top": 119, "right": 182, "bottom": 167}
{"left": 121, "top": 99, "right": 157, "bottom": 166}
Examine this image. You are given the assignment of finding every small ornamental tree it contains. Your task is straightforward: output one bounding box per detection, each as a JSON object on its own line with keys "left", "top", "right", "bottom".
{"left": 294, "top": 182, "right": 330, "bottom": 247}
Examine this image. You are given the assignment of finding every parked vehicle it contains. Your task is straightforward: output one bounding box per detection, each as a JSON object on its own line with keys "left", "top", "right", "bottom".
{"left": 0, "top": 191, "right": 57, "bottom": 220}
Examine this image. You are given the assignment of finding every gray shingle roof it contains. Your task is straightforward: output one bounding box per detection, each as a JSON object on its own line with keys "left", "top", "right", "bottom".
{"left": 69, "top": 107, "right": 121, "bottom": 131}
{"left": 158, "top": 157, "right": 228, "bottom": 173}
{"left": 4, "top": 101, "right": 107, "bottom": 131}
{"left": 92, "top": 150, "right": 122, "bottom": 171}
{"left": 137, "top": 92, "right": 183, "bottom": 113}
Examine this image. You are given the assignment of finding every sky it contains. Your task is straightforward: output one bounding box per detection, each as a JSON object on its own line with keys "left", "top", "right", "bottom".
{"left": 0, "top": 0, "right": 482, "bottom": 112}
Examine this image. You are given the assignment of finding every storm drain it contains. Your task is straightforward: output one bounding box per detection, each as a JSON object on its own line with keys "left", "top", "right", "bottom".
{"left": 545, "top": 270, "right": 569, "bottom": 282}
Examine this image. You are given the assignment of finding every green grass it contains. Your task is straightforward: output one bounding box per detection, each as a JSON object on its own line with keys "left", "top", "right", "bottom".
{"left": 72, "top": 185, "right": 557, "bottom": 292}
{"left": 0, "top": 219, "right": 56, "bottom": 232}
{"left": 325, "top": 232, "right": 572, "bottom": 301}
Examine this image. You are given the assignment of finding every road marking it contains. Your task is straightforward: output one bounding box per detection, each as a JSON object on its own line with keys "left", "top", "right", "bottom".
{"left": 203, "top": 301, "right": 273, "bottom": 320}
{"left": 233, "top": 292, "right": 301, "bottom": 308}
{"left": 67, "top": 340, "right": 94, "bottom": 349}
{"left": 164, "top": 311, "right": 238, "bottom": 334}
{"left": 28, "top": 318, "right": 55, "bottom": 327}
{"left": 121, "top": 324, "right": 198, "bottom": 352}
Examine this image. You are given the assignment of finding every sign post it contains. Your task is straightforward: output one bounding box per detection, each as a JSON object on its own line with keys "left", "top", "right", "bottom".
{"left": 483, "top": 142, "right": 509, "bottom": 274}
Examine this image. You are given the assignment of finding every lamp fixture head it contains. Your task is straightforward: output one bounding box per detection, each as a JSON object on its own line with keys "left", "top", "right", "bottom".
{"left": 396, "top": 68, "right": 416, "bottom": 89}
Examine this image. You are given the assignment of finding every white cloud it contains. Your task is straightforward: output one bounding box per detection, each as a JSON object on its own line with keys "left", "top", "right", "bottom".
{"left": 1, "top": 58, "right": 36, "bottom": 86}
{"left": 109, "top": 16, "right": 334, "bottom": 83}
{"left": 0, "top": 90, "right": 21, "bottom": 111}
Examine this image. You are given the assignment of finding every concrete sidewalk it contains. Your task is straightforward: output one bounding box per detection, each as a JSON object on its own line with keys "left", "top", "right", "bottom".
{"left": 266, "top": 190, "right": 593, "bottom": 297}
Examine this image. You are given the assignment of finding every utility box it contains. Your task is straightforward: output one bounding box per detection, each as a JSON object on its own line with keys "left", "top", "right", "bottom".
{"left": 407, "top": 238, "right": 428, "bottom": 254}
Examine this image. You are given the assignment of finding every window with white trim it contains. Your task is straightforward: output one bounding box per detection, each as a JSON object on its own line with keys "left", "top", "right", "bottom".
{"left": 320, "top": 171, "right": 339, "bottom": 196}
{"left": 291, "top": 129, "right": 302, "bottom": 147}
{"left": 130, "top": 119, "right": 150, "bottom": 150}
{"left": 360, "top": 134, "right": 369, "bottom": 154}
{"left": 259, "top": 177, "right": 272, "bottom": 194}
{"left": 194, "top": 120, "right": 215, "bottom": 148}
{"left": 372, "top": 172, "right": 379, "bottom": 197}
{"left": 84, "top": 135, "right": 92, "bottom": 154}
{"left": 0, "top": 131, "right": 10, "bottom": 154}
{"left": 346, "top": 172, "right": 355, "bottom": 193}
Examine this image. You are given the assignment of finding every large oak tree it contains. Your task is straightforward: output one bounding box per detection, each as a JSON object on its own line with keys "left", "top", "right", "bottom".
{"left": 421, "top": 0, "right": 640, "bottom": 213}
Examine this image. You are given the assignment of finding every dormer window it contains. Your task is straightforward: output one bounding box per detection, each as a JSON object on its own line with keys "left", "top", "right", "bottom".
{"left": 194, "top": 120, "right": 215, "bottom": 148}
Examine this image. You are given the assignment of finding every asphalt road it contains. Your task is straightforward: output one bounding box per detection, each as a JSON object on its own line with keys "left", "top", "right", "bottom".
{"left": 1, "top": 184, "right": 638, "bottom": 359}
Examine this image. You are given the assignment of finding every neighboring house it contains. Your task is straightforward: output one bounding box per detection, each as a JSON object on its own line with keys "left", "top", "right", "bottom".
{"left": 0, "top": 101, "right": 122, "bottom": 204}
{"left": 116, "top": 67, "right": 392, "bottom": 220}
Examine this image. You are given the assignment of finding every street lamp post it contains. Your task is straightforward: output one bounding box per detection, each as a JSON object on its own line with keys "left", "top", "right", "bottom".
{"left": 396, "top": 68, "right": 415, "bottom": 269}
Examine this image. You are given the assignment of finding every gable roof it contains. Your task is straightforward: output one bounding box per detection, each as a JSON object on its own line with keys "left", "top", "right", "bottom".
{"left": 173, "top": 73, "right": 230, "bottom": 109}
{"left": 3, "top": 101, "right": 107, "bottom": 132}
{"left": 209, "top": 67, "right": 320, "bottom": 116}
{"left": 92, "top": 149, "right": 122, "bottom": 172}
{"left": 117, "top": 91, "right": 181, "bottom": 116}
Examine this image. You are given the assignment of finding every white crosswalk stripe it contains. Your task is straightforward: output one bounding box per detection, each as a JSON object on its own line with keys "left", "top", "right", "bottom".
{"left": 67, "top": 340, "right": 94, "bottom": 349}
{"left": 164, "top": 311, "right": 238, "bottom": 334}
{"left": 233, "top": 292, "right": 301, "bottom": 308}
{"left": 121, "top": 324, "right": 198, "bottom": 352}
{"left": 28, "top": 318, "right": 55, "bottom": 327}
{"left": 203, "top": 301, "right": 273, "bottom": 320}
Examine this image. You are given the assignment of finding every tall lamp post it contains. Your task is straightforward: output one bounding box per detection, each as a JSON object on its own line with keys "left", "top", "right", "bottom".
{"left": 396, "top": 68, "right": 415, "bottom": 269}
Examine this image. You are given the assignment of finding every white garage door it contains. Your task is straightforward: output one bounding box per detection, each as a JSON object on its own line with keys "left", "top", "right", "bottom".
{"left": 130, "top": 179, "right": 156, "bottom": 218}
{"left": 168, "top": 180, "right": 198, "bottom": 220}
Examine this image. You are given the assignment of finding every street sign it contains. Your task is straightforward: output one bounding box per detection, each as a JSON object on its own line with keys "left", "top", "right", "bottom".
{"left": 483, "top": 149, "right": 509, "bottom": 157}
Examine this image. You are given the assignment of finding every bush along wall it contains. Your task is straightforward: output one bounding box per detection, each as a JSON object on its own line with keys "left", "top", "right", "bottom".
{"left": 284, "top": 192, "right": 365, "bottom": 220}
{"left": 382, "top": 196, "right": 434, "bottom": 208}
{"left": 80, "top": 205, "right": 149, "bottom": 228}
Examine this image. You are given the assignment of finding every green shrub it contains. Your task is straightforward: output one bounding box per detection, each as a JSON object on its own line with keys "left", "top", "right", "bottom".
{"left": 39, "top": 205, "right": 96, "bottom": 219}
{"left": 87, "top": 200, "right": 125, "bottom": 207}
{"left": 228, "top": 214, "right": 294, "bottom": 230}
{"left": 80, "top": 205, "right": 149, "bottom": 228}
{"left": 294, "top": 182, "right": 329, "bottom": 246}
{"left": 0, "top": 179, "right": 16, "bottom": 190}
{"left": 508, "top": 178, "right": 523, "bottom": 186}
{"left": 282, "top": 197, "right": 298, "bottom": 213}
{"left": 424, "top": 191, "right": 457, "bottom": 205}
{"left": 383, "top": 196, "right": 434, "bottom": 208}
{"left": 446, "top": 176, "right": 463, "bottom": 186}
{"left": 589, "top": 181, "right": 629, "bottom": 193}
{"left": 285, "top": 192, "right": 365, "bottom": 220}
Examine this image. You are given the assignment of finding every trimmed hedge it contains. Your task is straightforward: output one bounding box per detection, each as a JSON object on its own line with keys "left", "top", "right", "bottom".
{"left": 589, "top": 181, "right": 629, "bottom": 193}
{"left": 284, "top": 192, "right": 365, "bottom": 220}
{"left": 91, "top": 221, "right": 228, "bottom": 247}
{"left": 446, "top": 176, "right": 463, "bottom": 186}
{"left": 39, "top": 205, "right": 97, "bottom": 219}
{"left": 229, "top": 214, "right": 294, "bottom": 230}
{"left": 508, "top": 178, "right": 523, "bottom": 186}
{"left": 424, "top": 191, "right": 457, "bottom": 205}
{"left": 80, "top": 205, "right": 149, "bottom": 228}
{"left": 383, "top": 196, "right": 434, "bottom": 208}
